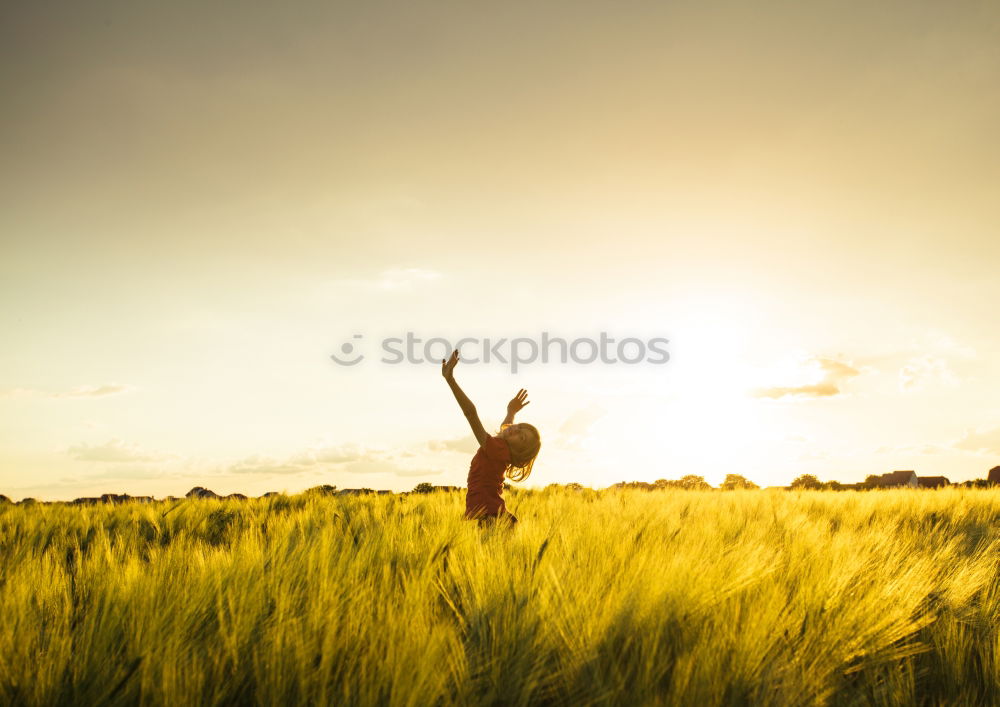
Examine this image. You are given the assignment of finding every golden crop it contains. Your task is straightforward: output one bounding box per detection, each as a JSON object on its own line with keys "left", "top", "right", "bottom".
{"left": 1, "top": 488, "right": 998, "bottom": 706}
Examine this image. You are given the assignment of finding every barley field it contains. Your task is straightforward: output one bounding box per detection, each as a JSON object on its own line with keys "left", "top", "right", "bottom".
{"left": 1, "top": 488, "right": 999, "bottom": 706}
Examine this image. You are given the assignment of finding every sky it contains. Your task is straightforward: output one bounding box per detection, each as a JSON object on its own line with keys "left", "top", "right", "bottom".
{"left": 2, "top": 1, "right": 999, "bottom": 500}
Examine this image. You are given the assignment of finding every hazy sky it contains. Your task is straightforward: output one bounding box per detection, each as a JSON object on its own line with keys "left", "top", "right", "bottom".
{"left": 2, "top": 1, "right": 999, "bottom": 500}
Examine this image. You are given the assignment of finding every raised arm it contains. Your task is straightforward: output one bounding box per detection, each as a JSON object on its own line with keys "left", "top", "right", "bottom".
{"left": 502, "top": 388, "right": 530, "bottom": 427}
{"left": 441, "top": 350, "right": 490, "bottom": 447}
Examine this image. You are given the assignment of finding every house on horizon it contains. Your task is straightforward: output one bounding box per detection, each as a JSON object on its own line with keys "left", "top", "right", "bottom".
{"left": 989, "top": 466, "right": 1000, "bottom": 485}
{"left": 917, "top": 476, "right": 950, "bottom": 489}
{"left": 100, "top": 493, "right": 153, "bottom": 504}
{"left": 874, "top": 470, "right": 918, "bottom": 488}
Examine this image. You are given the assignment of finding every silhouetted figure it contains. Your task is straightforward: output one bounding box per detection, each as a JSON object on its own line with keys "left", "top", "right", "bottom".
{"left": 441, "top": 349, "right": 541, "bottom": 527}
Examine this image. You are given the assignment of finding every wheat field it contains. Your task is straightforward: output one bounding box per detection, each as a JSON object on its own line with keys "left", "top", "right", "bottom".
{"left": 1, "top": 487, "right": 998, "bottom": 706}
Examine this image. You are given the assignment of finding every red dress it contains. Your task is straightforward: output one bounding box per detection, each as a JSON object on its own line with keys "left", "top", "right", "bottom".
{"left": 464, "top": 435, "right": 511, "bottom": 520}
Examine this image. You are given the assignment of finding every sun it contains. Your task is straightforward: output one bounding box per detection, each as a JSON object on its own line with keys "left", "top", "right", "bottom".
{"left": 569, "top": 305, "right": 819, "bottom": 486}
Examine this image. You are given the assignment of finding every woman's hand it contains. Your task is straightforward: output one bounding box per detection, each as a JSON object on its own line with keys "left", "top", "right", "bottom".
{"left": 441, "top": 349, "right": 459, "bottom": 380}
{"left": 507, "top": 388, "right": 530, "bottom": 416}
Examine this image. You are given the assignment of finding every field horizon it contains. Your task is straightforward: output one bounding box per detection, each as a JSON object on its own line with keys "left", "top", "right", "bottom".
{"left": 5, "top": 464, "right": 1000, "bottom": 505}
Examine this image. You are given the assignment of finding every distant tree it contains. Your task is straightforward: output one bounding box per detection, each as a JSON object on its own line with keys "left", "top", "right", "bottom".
{"left": 680, "top": 475, "right": 712, "bottom": 491}
{"left": 412, "top": 482, "right": 434, "bottom": 494}
{"left": 306, "top": 484, "right": 337, "bottom": 496}
{"left": 962, "top": 479, "right": 991, "bottom": 489}
{"left": 720, "top": 474, "right": 759, "bottom": 490}
{"left": 653, "top": 479, "right": 687, "bottom": 489}
{"left": 565, "top": 482, "right": 585, "bottom": 491}
{"left": 823, "top": 480, "right": 845, "bottom": 491}
{"left": 863, "top": 474, "right": 881, "bottom": 489}
{"left": 610, "top": 481, "right": 656, "bottom": 491}
{"left": 607, "top": 481, "right": 656, "bottom": 491}
{"left": 790, "top": 474, "right": 823, "bottom": 490}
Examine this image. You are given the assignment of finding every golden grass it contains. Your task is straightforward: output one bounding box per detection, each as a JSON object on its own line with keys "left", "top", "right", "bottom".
{"left": 1, "top": 487, "right": 998, "bottom": 706}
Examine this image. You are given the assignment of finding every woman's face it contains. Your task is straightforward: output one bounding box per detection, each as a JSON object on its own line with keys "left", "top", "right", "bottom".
{"left": 501, "top": 423, "right": 536, "bottom": 454}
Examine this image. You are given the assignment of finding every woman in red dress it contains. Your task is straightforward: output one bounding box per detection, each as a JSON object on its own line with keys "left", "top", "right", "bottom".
{"left": 441, "top": 349, "right": 541, "bottom": 527}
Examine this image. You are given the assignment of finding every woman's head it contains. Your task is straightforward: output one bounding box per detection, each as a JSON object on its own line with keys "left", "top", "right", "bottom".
{"left": 499, "top": 423, "right": 541, "bottom": 481}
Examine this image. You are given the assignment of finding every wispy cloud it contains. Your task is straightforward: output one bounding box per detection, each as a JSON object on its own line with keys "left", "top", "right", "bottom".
{"left": 954, "top": 425, "right": 1000, "bottom": 455}
{"left": 67, "top": 438, "right": 172, "bottom": 463}
{"left": 228, "top": 455, "right": 312, "bottom": 476}
{"left": 85, "top": 466, "right": 176, "bottom": 481}
{"left": 559, "top": 407, "right": 606, "bottom": 436}
{"left": 374, "top": 267, "right": 442, "bottom": 290}
{"left": 287, "top": 444, "right": 363, "bottom": 466}
{"left": 393, "top": 468, "right": 443, "bottom": 477}
{"left": 872, "top": 442, "right": 954, "bottom": 456}
{"left": 871, "top": 426, "right": 1000, "bottom": 458}
{"left": 2, "top": 383, "right": 135, "bottom": 399}
{"left": 753, "top": 357, "right": 860, "bottom": 400}
{"left": 343, "top": 455, "right": 442, "bottom": 476}
{"left": 53, "top": 384, "right": 135, "bottom": 398}
{"left": 555, "top": 406, "right": 606, "bottom": 449}
{"left": 898, "top": 355, "right": 958, "bottom": 391}
{"left": 916, "top": 330, "right": 977, "bottom": 360}
{"left": 427, "top": 435, "right": 478, "bottom": 454}
{"left": 321, "top": 267, "right": 443, "bottom": 294}
{"left": 228, "top": 444, "right": 442, "bottom": 478}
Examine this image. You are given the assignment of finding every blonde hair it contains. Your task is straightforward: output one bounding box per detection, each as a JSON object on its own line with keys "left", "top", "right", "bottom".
{"left": 500, "top": 423, "right": 541, "bottom": 482}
